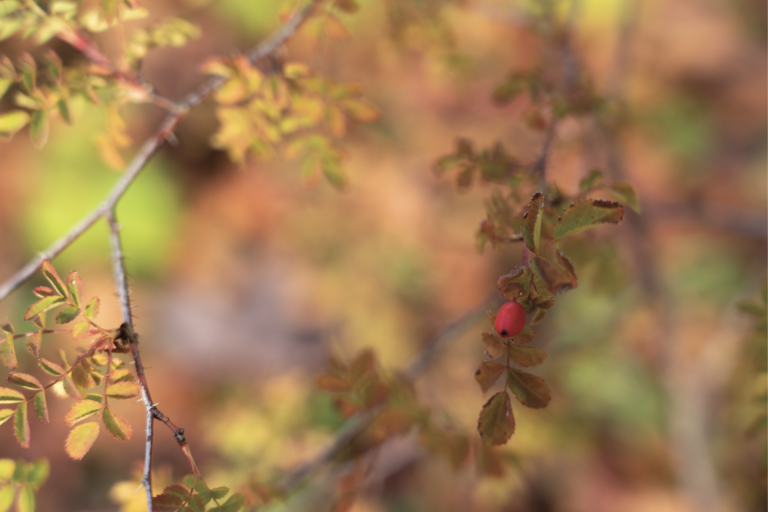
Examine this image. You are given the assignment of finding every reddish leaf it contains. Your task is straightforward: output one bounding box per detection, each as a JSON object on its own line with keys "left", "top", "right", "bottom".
{"left": 33, "top": 391, "right": 48, "bottom": 423}
{"left": 507, "top": 345, "right": 547, "bottom": 367}
{"left": 102, "top": 406, "right": 131, "bottom": 442}
{"left": 530, "top": 240, "right": 577, "bottom": 294}
{"left": 474, "top": 362, "right": 505, "bottom": 393}
{"left": 32, "top": 286, "right": 56, "bottom": 298}
{"left": 522, "top": 192, "right": 544, "bottom": 253}
{"left": 554, "top": 199, "right": 624, "bottom": 239}
{"left": 41, "top": 261, "right": 67, "bottom": 298}
{"left": 25, "top": 332, "right": 40, "bottom": 358}
{"left": 0, "top": 387, "right": 25, "bottom": 404}
{"left": 65, "top": 422, "right": 99, "bottom": 459}
{"left": 477, "top": 391, "right": 514, "bottom": 446}
{"left": 496, "top": 266, "right": 532, "bottom": 302}
{"left": 66, "top": 271, "right": 83, "bottom": 307}
{"left": 481, "top": 332, "right": 506, "bottom": 360}
{"left": 506, "top": 368, "right": 550, "bottom": 409}
{"left": 23, "top": 296, "right": 64, "bottom": 321}
{"left": 105, "top": 382, "right": 140, "bottom": 399}
{"left": 14, "top": 403, "right": 29, "bottom": 448}
{"left": 64, "top": 399, "right": 103, "bottom": 426}
{"left": 315, "top": 374, "right": 351, "bottom": 392}
{"left": 8, "top": 373, "right": 42, "bottom": 391}
{"left": 161, "top": 484, "right": 190, "bottom": 500}
{"left": 72, "top": 321, "right": 91, "bottom": 340}
{"left": 152, "top": 492, "right": 185, "bottom": 511}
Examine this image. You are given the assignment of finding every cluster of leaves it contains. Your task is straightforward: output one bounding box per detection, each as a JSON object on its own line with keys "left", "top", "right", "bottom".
{"left": 315, "top": 349, "right": 514, "bottom": 484}
{"left": 0, "top": 458, "right": 48, "bottom": 512}
{"left": 152, "top": 475, "right": 244, "bottom": 512}
{"left": 0, "top": 261, "right": 140, "bottom": 458}
{"left": 204, "top": 55, "right": 379, "bottom": 189}
{"left": 737, "top": 282, "right": 767, "bottom": 468}
{"left": 0, "top": 1, "right": 198, "bottom": 164}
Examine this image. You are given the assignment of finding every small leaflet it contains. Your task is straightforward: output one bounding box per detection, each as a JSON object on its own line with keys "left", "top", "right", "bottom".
{"left": 507, "top": 345, "right": 547, "bottom": 367}
{"left": 67, "top": 271, "right": 83, "bottom": 307}
{"left": 0, "top": 409, "right": 13, "bottom": 426}
{"left": 33, "top": 391, "right": 49, "bottom": 424}
{"left": 8, "top": 373, "right": 43, "bottom": 391}
{"left": 474, "top": 362, "right": 505, "bottom": 393}
{"left": 480, "top": 332, "right": 506, "bottom": 360}
{"left": 65, "top": 422, "right": 100, "bottom": 460}
{"left": 23, "top": 296, "right": 65, "bottom": 321}
{"left": 25, "top": 332, "right": 41, "bottom": 358}
{"left": 506, "top": 368, "right": 551, "bottom": 409}
{"left": 477, "top": 391, "right": 515, "bottom": 446}
{"left": 14, "top": 403, "right": 29, "bottom": 448}
{"left": 522, "top": 192, "right": 544, "bottom": 253}
{"left": 102, "top": 407, "right": 132, "bottom": 442}
{"left": 0, "top": 388, "right": 24, "bottom": 405}
{"left": 105, "top": 382, "right": 140, "bottom": 399}
{"left": 65, "top": 400, "right": 103, "bottom": 426}
{"left": 554, "top": 199, "right": 625, "bottom": 239}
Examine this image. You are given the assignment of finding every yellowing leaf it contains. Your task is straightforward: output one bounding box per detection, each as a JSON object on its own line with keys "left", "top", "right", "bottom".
{"left": 30, "top": 109, "right": 49, "bottom": 148}
{"left": 522, "top": 192, "right": 544, "bottom": 253}
{"left": 38, "top": 359, "right": 65, "bottom": 376}
{"left": 102, "top": 406, "right": 131, "bottom": 442}
{"left": 64, "top": 400, "right": 103, "bottom": 426}
{"left": 56, "top": 306, "right": 80, "bottom": 324}
{"left": 512, "top": 326, "right": 535, "bottom": 344}
{"left": 25, "top": 332, "right": 40, "bottom": 358}
{"left": 0, "top": 334, "right": 17, "bottom": 370}
{"left": 33, "top": 392, "right": 48, "bottom": 424}
{"left": 474, "top": 362, "right": 505, "bottom": 393}
{"left": 8, "top": 373, "right": 42, "bottom": 391}
{"left": 16, "top": 485, "right": 34, "bottom": 512}
{"left": 477, "top": 391, "right": 514, "bottom": 446}
{"left": 14, "top": 404, "right": 29, "bottom": 448}
{"left": 0, "top": 388, "right": 24, "bottom": 405}
{"left": 530, "top": 240, "right": 577, "bottom": 294}
{"left": 326, "top": 104, "right": 346, "bottom": 138}
{"left": 506, "top": 368, "right": 550, "bottom": 409}
{"left": 554, "top": 199, "right": 624, "bottom": 239}
{"left": 606, "top": 182, "right": 641, "bottom": 214}
{"left": 0, "top": 111, "right": 30, "bottom": 140}
{"left": 0, "top": 409, "right": 13, "bottom": 426}
{"left": 23, "top": 296, "right": 65, "bottom": 321}
{"left": 105, "top": 381, "right": 140, "bottom": 399}
{"left": 340, "top": 98, "right": 379, "bottom": 123}
{"left": 65, "top": 422, "right": 100, "bottom": 459}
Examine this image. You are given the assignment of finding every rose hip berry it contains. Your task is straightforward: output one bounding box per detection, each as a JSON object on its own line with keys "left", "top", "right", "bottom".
{"left": 494, "top": 301, "right": 525, "bottom": 337}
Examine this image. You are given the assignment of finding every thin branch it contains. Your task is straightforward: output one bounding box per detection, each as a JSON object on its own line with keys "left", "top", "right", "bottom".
{"left": 0, "top": 0, "right": 320, "bottom": 302}
{"left": 276, "top": 295, "right": 496, "bottom": 494}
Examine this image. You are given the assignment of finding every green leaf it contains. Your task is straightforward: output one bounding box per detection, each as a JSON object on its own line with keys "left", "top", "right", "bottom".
{"left": 41, "top": 261, "right": 67, "bottom": 298}
{"left": 0, "top": 485, "right": 13, "bottom": 512}
{"left": 0, "top": 388, "right": 24, "bottom": 405}
{"left": 84, "top": 297, "right": 100, "bottom": 320}
{"left": 8, "top": 373, "right": 42, "bottom": 391}
{"left": 506, "top": 368, "right": 550, "bottom": 409}
{"left": 0, "top": 410, "right": 13, "bottom": 427}
{"left": 477, "top": 391, "right": 514, "bottom": 446}
{"left": 221, "top": 493, "right": 245, "bottom": 512}
{"left": 0, "top": 460, "right": 14, "bottom": 481}
{"left": 102, "top": 406, "right": 131, "bottom": 442}
{"left": 0, "top": 111, "right": 29, "bottom": 140}
{"left": 33, "top": 392, "right": 48, "bottom": 423}
{"left": 25, "top": 332, "right": 40, "bottom": 358}
{"left": 606, "top": 182, "right": 640, "bottom": 213}
{"left": 25, "top": 460, "right": 48, "bottom": 487}
{"left": 38, "top": 359, "right": 65, "bottom": 376}
{"left": 0, "top": 78, "right": 11, "bottom": 101}
{"left": 507, "top": 345, "right": 547, "bottom": 367}
{"left": 474, "top": 362, "right": 505, "bottom": 393}
{"left": 64, "top": 400, "right": 103, "bottom": 426}
{"left": 554, "top": 199, "right": 624, "bottom": 239}
{"left": 66, "top": 271, "right": 83, "bottom": 307}
{"left": 737, "top": 300, "right": 766, "bottom": 316}
{"left": 14, "top": 404, "right": 29, "bottom": 448}
{"left": 183, "top": 475, "right": 197, "bottom": 488}
{"left": 1, "top": 334, "right": 17, "bottom": 370}
{"left": 57, "top": 98, "right": 71, "bottom": 124}
{"left": 210, "top": 486, "right": 230, "bottom": 500}
{"left": 32, "top": 313, "right": 45, "bottom": 330}
{"left": 65, "top": 422, "right": 100, "bottom": 460}
{"left": 522, "top": 192, "right": 544, "bottom": 252}
{"left": 23, "top": 296, "right": 65, "bottom": 321}
{"left": 30, "top": 109, "right": 49, "bottom": 148}
{"left": 579, "top": 170, "right": 603, "bottom": 191}
{"left": 55, "top": 306, "right": 80, "bottom": 324}
{"left": 16, "top": 485, "right": 33, "bottom": 512}
{"left": 530, "top": 240, "right": 578, "bottom": 294}
{"left": 0, "top": 1, "right": 21, "bottom": 17}
{"left": 105, "top": 381, "right": 140, "bottom": 399}
{"left": 480, "top": 332, "right": 506, "bottom": 360}
{"left": 10, "top": 463, "right": 23, "bottom": 483}
{"left": 0, "top": 323, "right": 12, "bottom": 335}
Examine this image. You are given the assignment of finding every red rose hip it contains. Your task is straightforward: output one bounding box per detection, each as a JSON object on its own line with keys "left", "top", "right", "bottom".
{"left": 495, "top": 301, "right": 525, "bottom": 337}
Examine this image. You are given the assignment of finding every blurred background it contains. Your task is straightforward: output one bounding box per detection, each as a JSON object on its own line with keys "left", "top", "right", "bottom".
{"left": 0, "top": 0, "right": 765, "bottom": 511}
